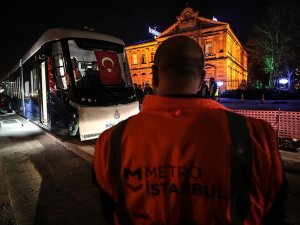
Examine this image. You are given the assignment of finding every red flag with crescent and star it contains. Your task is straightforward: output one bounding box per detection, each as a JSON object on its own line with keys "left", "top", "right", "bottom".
{"left": 95, "top": 51, "right": 122, "bottom": 85}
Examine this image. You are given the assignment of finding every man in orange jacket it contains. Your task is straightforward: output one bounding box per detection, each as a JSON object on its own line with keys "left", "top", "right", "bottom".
{"left": 94, "top": 36, "right": 286, "bottom": 225}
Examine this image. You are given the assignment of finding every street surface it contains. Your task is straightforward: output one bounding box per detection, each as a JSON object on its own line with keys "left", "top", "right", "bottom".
{"left": 0, "top": 113, "right": 105, "bottom": 225}
{"left": 221, "top": 98, "right": 300, "bottom": 111}
{"left": 0, "top": 112, "right": 300, "bottom": 224}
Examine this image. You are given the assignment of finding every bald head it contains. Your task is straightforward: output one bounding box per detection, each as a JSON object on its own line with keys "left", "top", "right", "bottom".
{"left": 152, "top": 36, "right": 205, "bottom": 95}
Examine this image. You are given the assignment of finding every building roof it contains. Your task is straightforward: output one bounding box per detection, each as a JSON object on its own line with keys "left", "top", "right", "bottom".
{"left": 158, "top": 12, "right": 228, "bottom": 38}
{"left": 129, "top": 39, "right": 156, "bottom": 46}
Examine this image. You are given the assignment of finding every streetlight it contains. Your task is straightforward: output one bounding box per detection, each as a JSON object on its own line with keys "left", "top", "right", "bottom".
{"left": 279, "top": 78, "right": 288, "bottom": 85}
{"left": 279, "top": 78, "right": 288, "bottom": 89}
{"left": 216, "top": 81, "right": 224, "bottom": 102}
{"left": 217, "top": 81, "right": 224, "bottom": 87}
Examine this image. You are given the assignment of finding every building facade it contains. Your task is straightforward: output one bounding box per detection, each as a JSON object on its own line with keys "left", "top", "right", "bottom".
{"left": 126, "top": 7, "right": 248, "bottom": 90}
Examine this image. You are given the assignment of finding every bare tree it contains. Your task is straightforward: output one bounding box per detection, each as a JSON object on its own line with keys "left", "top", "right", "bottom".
{"left": 247, "top": 0, "right": 300, "bottom": 88}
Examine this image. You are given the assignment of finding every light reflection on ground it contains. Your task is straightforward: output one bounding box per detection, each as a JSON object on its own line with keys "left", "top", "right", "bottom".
{"left": 0, "top": 112, "right": 43, "bottom": 137}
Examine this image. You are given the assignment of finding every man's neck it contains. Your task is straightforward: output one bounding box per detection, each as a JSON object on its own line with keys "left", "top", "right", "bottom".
{"left": 161, "top": 94, "right": 199, "bottom": 98}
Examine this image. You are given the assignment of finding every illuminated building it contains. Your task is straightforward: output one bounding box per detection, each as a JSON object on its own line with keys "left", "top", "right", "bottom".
{"left": 126, "top": 7, "right": 248, "bottom": 90}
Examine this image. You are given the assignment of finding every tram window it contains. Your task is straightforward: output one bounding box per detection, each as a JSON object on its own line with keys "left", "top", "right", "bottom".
{"left": 68, "top": 39, "right": 132, "bottom": 87}
{"left": 12, "top": 82, "right": 15, "bottom": 97}
{"left": 11, "top": 82, "right": 13, "bottom": 97}
{"left": 71, "top": 57, "right": 82, "bottom": 81}
{"left": 30, "top": 68, "right": 38, "bottom": 97}
{"left": 17, "top": 77, "right": 21, "bottom": 99}
{"left": 25, "top": 81, "right": 30, "bottom": 97}
{"left": 52, "top": 42, "right": 69, "bottom": 90}
{"left": 10, "top": 82, "right": 14, "bottom": 98}
{"left": 53, "top": 54, "right": 68, "bottom": 90}
{"left": 23, "top": 65, "right": 32, "bottom": 98}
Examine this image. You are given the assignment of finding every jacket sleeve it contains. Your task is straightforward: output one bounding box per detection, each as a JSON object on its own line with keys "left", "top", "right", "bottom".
{"left": 92, "top": 162, "right": 115, "bottom": 225}
{"left": 261, "top": 122, "right": 287, "bottom": 225}
{"left": 94, "top": 129, "right": 116, "bottom": 225}
{"left": 248, "top": 118, "right": 287, "bottom": 224}
{"left": 262, "top": 177, "right": 287, "bottom": 225}
{"left": 94, "top": 129, "right": 116, "bottom": 196}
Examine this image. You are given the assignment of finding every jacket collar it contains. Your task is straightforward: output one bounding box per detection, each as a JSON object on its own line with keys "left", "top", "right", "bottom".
{"left": 141, "top": 95, "right": 228, "bottom": 111}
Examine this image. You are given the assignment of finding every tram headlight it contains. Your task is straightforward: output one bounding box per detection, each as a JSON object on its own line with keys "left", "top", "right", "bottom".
{"left": 81, "top": 97, "right": 86, "bottom": 102}
{"left": 88, "top": 98, "right": 92, "bottom": 103}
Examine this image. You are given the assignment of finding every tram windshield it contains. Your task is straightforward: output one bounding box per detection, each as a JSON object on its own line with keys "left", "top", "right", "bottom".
{"left": 67, "top": 39, "right": 133, "bottom": 89}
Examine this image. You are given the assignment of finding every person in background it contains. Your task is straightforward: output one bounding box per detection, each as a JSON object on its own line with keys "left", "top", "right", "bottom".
{"left": 143, "top": 81, "right": 153, "bottom": 95}
{"left": 77, "top": 61, "right": 100, "bottom": 88}
{"left": 85, "top": 61, "right": 99, "bottom": 78}
{"left": 197, "top": 80, "right": 209, "bottom": 98}
{"left": 209, "top": 77, "right": 218, "bottom": 100}
{"left": 71, "top": 58, "right": 82, "bottom": 80}
{"left": 134, "top": 83, "right": 144, "bottom": 110}
{"left": 93, "top": 36, "right": 286, "bottom": 225}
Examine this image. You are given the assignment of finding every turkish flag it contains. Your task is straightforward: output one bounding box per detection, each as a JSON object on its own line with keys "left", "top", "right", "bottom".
{"left": 95, "top": 51, "right": 122, "bottom": 85}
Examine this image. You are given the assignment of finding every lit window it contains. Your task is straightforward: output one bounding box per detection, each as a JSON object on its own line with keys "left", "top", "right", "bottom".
{"left": 133, "top": 54, "right": 138, "bottom": 65}
{"left": 205, "top": 40, "right": 213, "bottom": 56}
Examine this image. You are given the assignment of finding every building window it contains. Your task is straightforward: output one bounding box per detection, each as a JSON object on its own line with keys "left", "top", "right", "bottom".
{"left": 241, "top": 52, "right": 244, "bottom": 67}
{"left": 133, "top": 54, "right": 138, "bottom": 65}
{"left": 150, "top": 52, "right": 154, "bottom": 62}
{"left": 229, "top": 44, "right": 233, "bottom": 55}
{"left": 141, "top": 54, "right": 146, "bottom": 64}
{"left": 205, "top": 40, "right": 213, "bottom": 56}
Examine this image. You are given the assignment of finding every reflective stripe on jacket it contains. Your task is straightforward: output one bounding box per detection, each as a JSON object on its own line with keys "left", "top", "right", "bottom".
{"left": 94, "top": 95, "right": 284, "bottom": 225}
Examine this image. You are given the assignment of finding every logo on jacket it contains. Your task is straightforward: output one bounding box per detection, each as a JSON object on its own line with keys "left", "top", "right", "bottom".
{"left": 114, "top": 109, "right": 120, "bottom": 119}
{"left": 122, "top": 166, "right": 228, "bottom": 198}
{"left": 123, "top": 168, "right": 143, "bottom": 192}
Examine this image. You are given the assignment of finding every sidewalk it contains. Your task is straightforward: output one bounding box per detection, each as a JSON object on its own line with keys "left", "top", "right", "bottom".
{"left": 0, "top": 120, "right": 105, "bottom": 225}
{"left": 281, "top": 151, "right": 300, "bottom": 175}
{"left": 44, "top": 132, "right": 95, "bottom": 163}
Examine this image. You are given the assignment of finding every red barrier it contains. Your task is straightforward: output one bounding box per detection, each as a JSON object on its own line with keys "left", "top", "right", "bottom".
{"left": 233, "top": 110, "right": 300, "bottom": 139}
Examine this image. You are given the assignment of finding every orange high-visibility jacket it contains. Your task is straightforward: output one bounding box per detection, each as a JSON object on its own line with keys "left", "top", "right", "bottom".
{"left": 94, "top": 95, "right": 284, "bottom": 225}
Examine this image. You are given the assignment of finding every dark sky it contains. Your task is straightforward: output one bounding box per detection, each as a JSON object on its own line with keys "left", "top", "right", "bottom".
{"left": 0, "top": 0, "right": 269, "bottom": 75}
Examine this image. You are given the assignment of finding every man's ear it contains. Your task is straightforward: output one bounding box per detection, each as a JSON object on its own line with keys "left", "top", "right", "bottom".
{"left": 152, "top": 65, "right": 159, "bottom": 87}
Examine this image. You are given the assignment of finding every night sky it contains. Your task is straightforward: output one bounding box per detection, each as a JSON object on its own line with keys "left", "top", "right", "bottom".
{"left": 0, "top": 0, "right": 269, "bottom": 76}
